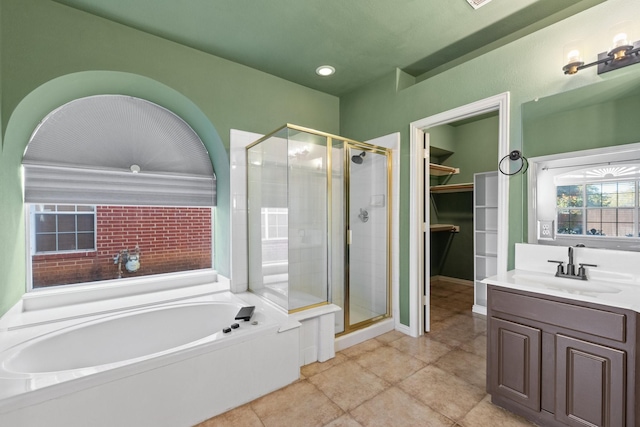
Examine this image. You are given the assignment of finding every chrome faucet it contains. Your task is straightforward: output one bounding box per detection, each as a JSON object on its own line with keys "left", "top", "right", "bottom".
{"left": 548, "top": 246, "right": 597, "bottom": 281}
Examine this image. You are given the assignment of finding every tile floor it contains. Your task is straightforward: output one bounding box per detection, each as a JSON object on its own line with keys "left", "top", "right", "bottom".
{"left": 196, "top": 281, "right": 537, "bottom": 427}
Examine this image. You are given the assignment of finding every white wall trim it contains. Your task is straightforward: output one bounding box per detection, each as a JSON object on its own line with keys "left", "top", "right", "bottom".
{"left": 364, "top": 133, "right": 401, "bottom": 333}
{"left": 409, "top": 92, "right": 510, "bottom": 336}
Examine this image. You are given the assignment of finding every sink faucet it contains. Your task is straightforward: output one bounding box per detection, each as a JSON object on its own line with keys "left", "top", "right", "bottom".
{"left": 567, "top": 247, "right": 575, "bottom": 276}
{"left": 548, "top": 246, "right": 597, "bottom": 281}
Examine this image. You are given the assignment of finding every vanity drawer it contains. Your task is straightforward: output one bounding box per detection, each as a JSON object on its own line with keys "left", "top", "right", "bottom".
{"left": 490, "top": 288, "right": 626, "bottom": 342}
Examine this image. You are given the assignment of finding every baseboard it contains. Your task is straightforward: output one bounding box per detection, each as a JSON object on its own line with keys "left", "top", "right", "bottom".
{"left": 472, "top": 304, "right": 487, "bottom": 316}
{"left": 335, "top": 318, "right": 395, "bottom": 351}
{"left": 430, "top": 275, "right": 473, "bottom": 287}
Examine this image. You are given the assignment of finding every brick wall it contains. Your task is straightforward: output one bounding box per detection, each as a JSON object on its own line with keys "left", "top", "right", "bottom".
{"left": 32, "top": 206, "right": 212, "bottom": 288}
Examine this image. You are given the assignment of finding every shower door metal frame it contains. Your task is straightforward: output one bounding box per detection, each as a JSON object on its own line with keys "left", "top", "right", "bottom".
{"left": 338, "top": 141, "right": 392, "bottom": 337}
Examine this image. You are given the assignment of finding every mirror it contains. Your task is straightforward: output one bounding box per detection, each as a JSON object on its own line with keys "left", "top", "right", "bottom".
{"left": 523, "top": 74, "right": 640, "bottom": 251}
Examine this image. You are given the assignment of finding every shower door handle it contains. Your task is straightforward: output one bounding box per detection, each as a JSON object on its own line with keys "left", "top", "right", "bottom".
{"left": 347, "top": 229, "right": 352, "bottom": 245}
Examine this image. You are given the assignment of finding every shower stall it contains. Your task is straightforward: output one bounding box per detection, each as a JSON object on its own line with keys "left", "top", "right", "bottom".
{"left": 246, "top": 124, "right": 391, "bottom": 335}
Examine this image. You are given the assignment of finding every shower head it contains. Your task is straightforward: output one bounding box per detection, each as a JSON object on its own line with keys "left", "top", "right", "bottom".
{"left": 351, "top": 151, "right": 366, "bottom": 164}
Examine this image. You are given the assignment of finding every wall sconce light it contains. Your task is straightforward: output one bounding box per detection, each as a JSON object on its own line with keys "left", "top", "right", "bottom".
{"left": 563, "top": 24, "right": 640, "bottom": 75}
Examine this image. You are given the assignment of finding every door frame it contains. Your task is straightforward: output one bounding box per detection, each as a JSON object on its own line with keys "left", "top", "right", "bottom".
{"left": 408, "top": 92, "right": 511, "bottom": 337}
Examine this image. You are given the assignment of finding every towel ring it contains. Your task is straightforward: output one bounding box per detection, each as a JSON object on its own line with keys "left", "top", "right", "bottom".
{"left": 499, "top": 150, "right": 528, "bottom": 176}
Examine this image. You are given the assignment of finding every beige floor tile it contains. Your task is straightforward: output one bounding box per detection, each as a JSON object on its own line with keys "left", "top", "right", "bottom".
{"left": 444, "top": 283, "right": 474, "bottom": 293}
{"left": 374, "top": 329, "right": 406, "bottom": 344}
{"left": 339, "top": 337, "right": 384, "bottom": 358}
{"left": 301, "top": 352, "right": 348, "bottom": 378}
{"left": 441, "top": 313, "right": 487, "bottom": 336}
{"left": 434, "top": 349, "right": 487, "bottom": 390}
{"left": 388, "top": 335, "right": 452, "bottom": 364}
{"left": 399, "top": 365, "right": 486, "bottom": 421}
{"left": 460, "top": 334, "right": 487, "bottom": 358}
{"left": 459, "top": 395, "right": 538, "bottom": 427}
{"left": 353, "top": 345, "right": 426, "bottom": 384}
{"left": 195, "top": 403, "right": 262, "bottom": 427}
{"left": 251, "top": 380, "right": 343, "bottom": 427}
{"left": 308, "top": 360, "right": 389, "bottom": 411}
{"left": 430, "top": 305, "right": 458, "bottom": 322}
{"left": 431, "top": 286, "right": 459, "bottom": 297}
{"left": 350, "top": 387, "right": 455, "bottom": 427}
{"left": 322, "top": 413, "right": 363, "bottom": 427}
{"left": 432, "top": 298, "right": 472, "bottom": 313}
{"left": 426, "top": 323, "right": 479, "bottom": 348}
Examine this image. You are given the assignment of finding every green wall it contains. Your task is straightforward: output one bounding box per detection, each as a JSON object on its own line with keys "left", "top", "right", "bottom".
{"left": 524, "top": 92, "right": 640, "bottom": 158}
{"left": 0, "top": 0, "right": 339, "bottom": 315}
{"left": 339, "top": 0, "right": 640, "bottom": 326}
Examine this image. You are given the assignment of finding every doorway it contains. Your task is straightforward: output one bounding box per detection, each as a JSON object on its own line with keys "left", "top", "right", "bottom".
{"left": 408, "top": 93, "right": 510, "bottom": 336}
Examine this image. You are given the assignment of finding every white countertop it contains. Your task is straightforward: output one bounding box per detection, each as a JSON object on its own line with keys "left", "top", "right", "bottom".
{"left": 483, "top": 269, "right": 640, "bottom": 313}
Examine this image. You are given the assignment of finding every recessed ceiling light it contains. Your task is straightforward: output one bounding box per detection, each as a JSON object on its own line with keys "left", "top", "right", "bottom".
{"left": 316, "top": 65, "right": 335, "bottom": 76}
{"left": 130, "top": 164, "right": 141, "bottom": 173}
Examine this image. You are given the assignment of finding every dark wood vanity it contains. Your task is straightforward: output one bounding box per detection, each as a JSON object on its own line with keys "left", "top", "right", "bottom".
{"left": 487, "top": 284, "right": 640, "bottom": 427}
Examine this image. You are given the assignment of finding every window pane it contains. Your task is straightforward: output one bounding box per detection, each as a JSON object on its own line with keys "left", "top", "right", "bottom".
{"left": 586, "top": 207, "right": 601, "bottom": 235}
{"left": 618, "top": 182, "right": 636, "bottom": 208}
{"left": 586, "top": 209, "right": 601, "bottom": 222}
{"left": 57, "top": 215, "right": 76, "bottom": 233}
{"left": 557, "top": 209, "right": 583, "bottom": 234}
{"left": 31, "top": 205, "right": 213, "bottom": 289}
{"left": 58, "top": 233, "right": 76, "bottom": 251}
{"left": 35, "top": 214, "right": 56, "bottom": 233}
{"left": 618, "top": 208, "right": 634, "bottom": 222}
{"left": 586, "top": 184, "right": 602, "bottom": 207}
{"left": 600, "top": 223, "right": 616, "bottom": 237}
{"left": 57, "top": 205, "right": 75, "bottom": 212}
{"left": 602, "top": 209, "right": 617, "bottom": 222}
{"left": 77, "top": 205, "right": 95, "bottom": 212}
{"left": 557, "top": 185, "right": 583, "bottom": 207}
{"left": 36, "top": 234, "right": 56, "bottom": 252}
{"left": 77, "top": 214, "right": 95, "bottom": 232}
{"left": 77, "top": 232, "right": 94, "bottom": 250}
{"left": 618, "top": 223, "right": 634, "bottom": 238}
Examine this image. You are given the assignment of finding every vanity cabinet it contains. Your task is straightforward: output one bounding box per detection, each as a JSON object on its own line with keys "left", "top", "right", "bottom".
{"left": 487, "top": 285, "right": 639, "bottom": 427}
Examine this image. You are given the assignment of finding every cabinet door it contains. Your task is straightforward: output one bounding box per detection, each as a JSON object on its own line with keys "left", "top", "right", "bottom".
{"left": 556, "top": 334, "right": 625, "bottom": 427}
{"left": 489, "top": 317, "right": 541, "bottom": 411}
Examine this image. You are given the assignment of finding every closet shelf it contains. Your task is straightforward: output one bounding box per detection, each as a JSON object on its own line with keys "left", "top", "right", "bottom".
{"left": 430, "top": 183, "right": 474, "bottom": 193}
{"left": 429, "top": 163, "right": 459, "bottom": 176}
{"left": 430, "top": 224, "right": 460, "bottom": 233}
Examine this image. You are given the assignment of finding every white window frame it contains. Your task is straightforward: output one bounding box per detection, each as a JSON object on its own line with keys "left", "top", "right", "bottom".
{"left": 30, "top": 204, "right": 97, "bottom": 255}
{"left": 528, "top": 142, "right": 640, "bottom": 251}
{"left": 555, "top": 180, "right": 639, "bottom": 239}
{"left": 261, "top": 207, "right": 288, "bottom": 241}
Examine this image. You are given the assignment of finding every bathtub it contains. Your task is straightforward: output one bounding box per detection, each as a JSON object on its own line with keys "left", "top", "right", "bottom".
{"left": 0, "top": 294, "right": 300, "bottom": 427}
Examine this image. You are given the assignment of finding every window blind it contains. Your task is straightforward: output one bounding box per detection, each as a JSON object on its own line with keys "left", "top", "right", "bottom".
{"left": 22, "top": 95, "right": 216, "bottom": 207}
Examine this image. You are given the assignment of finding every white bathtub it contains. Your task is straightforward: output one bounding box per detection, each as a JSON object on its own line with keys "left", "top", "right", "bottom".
{"left": 0, "top": 294, "right": 300, "bottom": 427}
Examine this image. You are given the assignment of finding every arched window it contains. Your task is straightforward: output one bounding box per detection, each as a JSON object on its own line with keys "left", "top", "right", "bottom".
{"left": 23, "top": 95, "right": 216, "bottom": 289}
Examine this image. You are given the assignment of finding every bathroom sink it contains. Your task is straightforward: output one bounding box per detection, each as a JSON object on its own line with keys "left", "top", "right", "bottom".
{"left": 512, "top": 273, "right": 622, "bottom": 295}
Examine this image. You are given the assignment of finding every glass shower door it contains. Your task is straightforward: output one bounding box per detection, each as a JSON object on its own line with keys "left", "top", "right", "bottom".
{"left": 347, "top": 146, "right": 390, "bottom": 329}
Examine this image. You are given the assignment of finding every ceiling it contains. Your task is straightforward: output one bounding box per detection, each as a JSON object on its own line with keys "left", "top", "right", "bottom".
{"left": 53, "top": 0, "right": 604, "bottom": 96}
